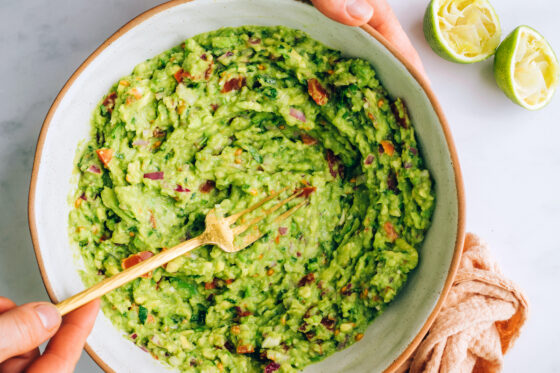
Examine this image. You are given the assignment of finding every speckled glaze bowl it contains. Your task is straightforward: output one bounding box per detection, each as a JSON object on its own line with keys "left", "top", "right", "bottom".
{"left": 29, "top": 0, "right": 465, "bottom": 372}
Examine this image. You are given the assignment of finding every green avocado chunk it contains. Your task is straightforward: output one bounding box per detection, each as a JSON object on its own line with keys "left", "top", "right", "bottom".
{"left": 69, "top": 25, "right": 435, "bottom": 372}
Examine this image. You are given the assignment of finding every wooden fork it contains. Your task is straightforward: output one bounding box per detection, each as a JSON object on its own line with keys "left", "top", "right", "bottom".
{"left": 55, "top": 187, "right": 310, "bottom": 315}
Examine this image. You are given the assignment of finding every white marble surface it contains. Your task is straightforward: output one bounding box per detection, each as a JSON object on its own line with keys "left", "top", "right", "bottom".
{"left": 0, "top": 0, "right": 557, "bottom": 372}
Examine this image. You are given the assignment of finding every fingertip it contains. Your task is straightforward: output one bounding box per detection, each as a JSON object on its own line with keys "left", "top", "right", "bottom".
{"left": 0, "top": 303, "right": 61, "bottom": 361}
{"left": 26, "top": 300, "right": 101, "bottom": 373}
{"left": 345, "top": 0, "right": 374, "bottom": 24}
{"left": 0, "top": 297, "right": 17, "bottom": 313}
{"left": 312, "top": 0, "right": 373, "bottom": 27}
{"left": 34, "top": 303, "right": 62, "bottom": 332}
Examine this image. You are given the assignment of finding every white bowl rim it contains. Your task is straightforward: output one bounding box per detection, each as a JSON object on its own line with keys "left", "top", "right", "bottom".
{"left": 28, "top": 1, "right": 466, "bottom": 372}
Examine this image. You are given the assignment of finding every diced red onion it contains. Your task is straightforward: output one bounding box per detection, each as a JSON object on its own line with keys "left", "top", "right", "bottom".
{"left": 249, "top": 38, "right": 261, "bottom": 45}
{"left": 278, "top": 227, "right": 288, "bottom": 235}
{"left": 133, "top": 140, "right": 149, "bottom": 147}
{"left": 139, "top": 346, "right": 148, "bottom": 352}
{"left": 130, "top": 333, "right": 137, "bottom": 340}
{"left": 404, "top": 162, "right": 412, "bottom": 169}
{"left": 326, "top": 150, "right": 339, "bottom": 178}
{"left": 409, "top": 147, "right": 418, "bottom": 155}
{"left": 364, "top": 154, "right": 374, "bottom": 165}
{"left": 87, "top": 165, "right": 101, "bottom": 174}
{"left": 265, "top": 362, "right": 281, "bottom": 373}
{"left": 289, "top": 108, "right": 306, "bottom": 122}
{"left": 175, "top": 185, "right": 190, "bottom": 193}
{"left": 199, "top": 180, "right": 215, "bottom": 193}
{"left": 143, "top": 172, "right": 164, "bottom": 180}
{"left": 79, "top": 193, "right": 87, "bottom": 201}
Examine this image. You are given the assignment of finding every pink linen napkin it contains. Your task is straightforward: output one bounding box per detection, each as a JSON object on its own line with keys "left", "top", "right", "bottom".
{"left": 397, "top": 233, "right": 529, "bottom": 373}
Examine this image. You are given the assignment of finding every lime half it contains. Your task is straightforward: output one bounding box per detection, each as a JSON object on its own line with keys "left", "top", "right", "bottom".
{"left": 424, "top": 0, "right": 501, "bottom": 63}
{"left": 494, "top": 26, "right": 559, "bottom": 110}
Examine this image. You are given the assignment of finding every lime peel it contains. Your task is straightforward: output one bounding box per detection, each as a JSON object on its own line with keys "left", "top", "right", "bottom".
{"left": 424, "top": 0, "right": 501, "bottom": 63}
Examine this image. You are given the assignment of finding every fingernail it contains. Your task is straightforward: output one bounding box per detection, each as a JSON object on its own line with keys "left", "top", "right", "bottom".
{"left": 346, "top": 0, "right": 373, "bottom": 21}
{"left": 34, "top": 304, "right": 60, "bottom": 331}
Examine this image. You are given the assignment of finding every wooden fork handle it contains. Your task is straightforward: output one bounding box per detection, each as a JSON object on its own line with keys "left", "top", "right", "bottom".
{"left": 55, "top": 235, "right": 205, "bottom": 316}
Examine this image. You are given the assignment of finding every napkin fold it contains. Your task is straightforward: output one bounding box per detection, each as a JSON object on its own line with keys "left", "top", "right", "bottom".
{"left": 397, "top": 233, "right": 529, "bottom": 373}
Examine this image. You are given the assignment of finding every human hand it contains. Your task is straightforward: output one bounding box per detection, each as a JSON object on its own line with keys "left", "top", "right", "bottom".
{"left": 0, "top": 297, "right": 100, "bottom": 373}
{"left": 312, "top": 0, "right": 426, "bottom": 77}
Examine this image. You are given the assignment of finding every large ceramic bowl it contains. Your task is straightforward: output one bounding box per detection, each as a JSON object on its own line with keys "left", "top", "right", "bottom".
{"left": 29, "top": 0, "right": 465, "bottom": 372}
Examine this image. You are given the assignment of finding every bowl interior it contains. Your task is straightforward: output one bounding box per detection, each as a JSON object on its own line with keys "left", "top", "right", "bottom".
{"left": 31, "top": 0, "right": 460, "bottom": 372}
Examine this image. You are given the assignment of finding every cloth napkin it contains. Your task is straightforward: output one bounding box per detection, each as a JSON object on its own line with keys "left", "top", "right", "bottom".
{"left": 396, "top": 233, "right": 529, "bottom": 373}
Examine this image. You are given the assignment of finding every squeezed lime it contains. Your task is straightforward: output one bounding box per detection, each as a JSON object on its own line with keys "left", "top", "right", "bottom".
{"left": 424, "top": 0, "right": 501, "bottom": 63}
{"left": 494, "top": 25, "right": 559, "bottom": 110}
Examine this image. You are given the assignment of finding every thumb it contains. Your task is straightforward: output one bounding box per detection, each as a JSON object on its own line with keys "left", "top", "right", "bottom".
{"left": 312, "top": 0, "right": 374, "bottom": 26}
{"left": 0, "top": 302, "right": 61, "bottom": 362}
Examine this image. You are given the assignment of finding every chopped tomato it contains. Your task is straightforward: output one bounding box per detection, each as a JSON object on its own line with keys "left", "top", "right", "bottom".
{"left": 102, "top": 92, "right": 117, "bottom": 113}
{"left": 173, "top": 68, "right": 193, "bottom": 83}
{"left": 298, "top": 186, "right": 316, "bottom": 198}
{"left": 130, "top": 88, "right": 142, "bottom": 100}
{"left": 383, "top": 222, "right": 398, "bottom": 241}
{"left": 204, "top": 61, "right": 214, "bottom": 80}
{"left": 121, "top": 251, "right": 154, "bottom": 278}
{"left": 221, "top": 77, "right": 246, "bottom": 93}
{"left": 235, "top": 306, "right": 252, "bottom": 317}
{"left": 300, "top": 133, "right": 317, "bottom": 145}
{"left": 96, "top": 148, "right": 113, "bottom": 167}
{"left": 298, "top": 273, "right": 315, "bottom": 287}
{"left": 236, "top": 345, "right": 255, "bottom": 354}
{"left": 307, "top": 78, "right": 328, "bottom": 106}
{"left": 380, "top": 141, "right": 395, "bottom": 156}
{"left": 173, "top": 69, "right": 184, "bottom": 83}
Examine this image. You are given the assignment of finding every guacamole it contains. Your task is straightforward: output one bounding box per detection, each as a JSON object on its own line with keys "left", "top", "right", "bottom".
{"left": 70, "top": 26, "right": 435, "bottom": 372}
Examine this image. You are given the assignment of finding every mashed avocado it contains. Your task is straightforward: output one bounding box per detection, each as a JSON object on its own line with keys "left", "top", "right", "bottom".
{"left": 70, "top": 26, "right": 435, "bottom": 372}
